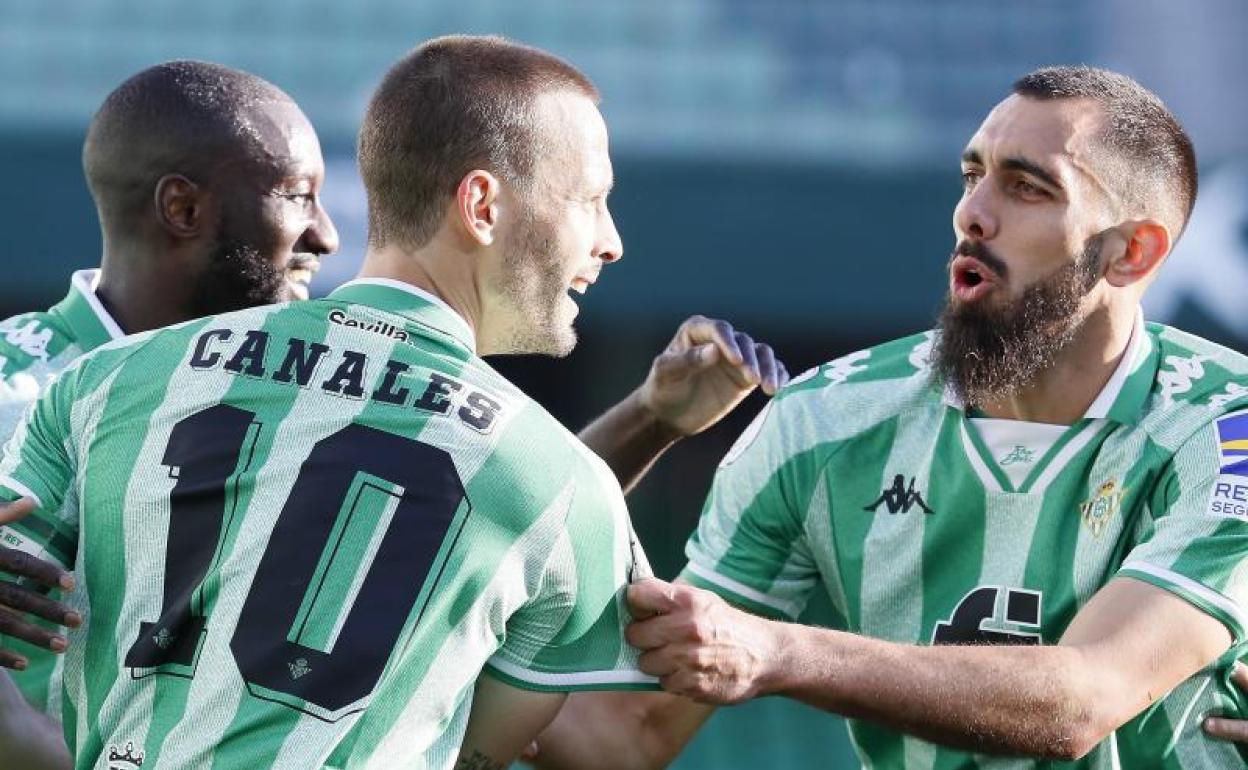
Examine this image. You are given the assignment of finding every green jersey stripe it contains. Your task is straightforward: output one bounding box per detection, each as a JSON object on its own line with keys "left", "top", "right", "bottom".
{"left": 681, "top": 320, "right": 1248, "bottom": 768}
{"left": 0, "top": 281, "right": 653, "bottom": 769}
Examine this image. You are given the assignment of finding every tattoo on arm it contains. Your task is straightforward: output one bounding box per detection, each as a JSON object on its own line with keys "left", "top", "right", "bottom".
{"left": 454, "top": 750, "right": 505, "bottom": 770}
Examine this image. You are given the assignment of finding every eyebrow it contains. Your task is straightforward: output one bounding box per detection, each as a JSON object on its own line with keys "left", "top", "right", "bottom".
{"left": 961, "top": 149, "right": 1063, "bottom": 191}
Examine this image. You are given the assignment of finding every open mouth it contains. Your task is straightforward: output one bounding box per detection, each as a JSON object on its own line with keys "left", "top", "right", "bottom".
{"left": 568, "top": 277, "right": 593, "bottom": 296}
{"left": 950, "top": 255, "right": 998, "bottom": 300}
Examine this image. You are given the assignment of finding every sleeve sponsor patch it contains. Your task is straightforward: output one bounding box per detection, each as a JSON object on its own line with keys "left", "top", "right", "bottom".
{"left": 1218, "top": 409, "right": 1248, "bottom": 476}
{"left": 1209, "top": 410, "right": 1248, "bottom": 519}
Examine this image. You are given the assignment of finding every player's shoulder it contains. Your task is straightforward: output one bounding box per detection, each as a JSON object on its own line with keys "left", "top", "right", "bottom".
{"left": 0, "top": 308, "right": 78, "bottom": 378}
{"left": 717, "top": 331, "right": 944, "bottom": 470}
{"left": 1139, "top": 323, "right": 1248, "bottom": 448}
{"left": 1146, "top": 323, "right": 1248, "bottom": 410}
{"left": 769, "top": 330, "right": 942, "bottom": 429}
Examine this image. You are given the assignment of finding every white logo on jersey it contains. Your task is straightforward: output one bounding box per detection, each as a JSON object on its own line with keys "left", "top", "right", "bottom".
{"left": 824, "top": 350, "right": 870, "bottom": 385}
{"left": 787, "top": 366, "right": 820, "bottom": 388}
{"left": 0, "top": 372, "right": 40, "bottom": 404}
{"left": 2, "top": 320, "right": 52, "bottom": 362}
{"left": 909, "top": 331, "right": 935, "bottom": 371}
{"left": 1158, "top": 354, "right": 1209, "bottom": 406}
{"left": 1209, "top": 382, "right": 1248, "bottom": 411}
{"left": 720, "top": 400, "right": 773, "bottom": 468}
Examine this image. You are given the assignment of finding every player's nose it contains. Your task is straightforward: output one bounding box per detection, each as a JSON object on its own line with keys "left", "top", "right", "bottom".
{"left": 303, "top": 200, "right": 339, "bottom": 256}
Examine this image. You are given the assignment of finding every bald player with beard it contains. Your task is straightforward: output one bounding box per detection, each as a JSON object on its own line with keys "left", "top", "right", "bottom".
{"left": 0, "top": 59, "right": 339, "bottom": 768}
{"left": 531, "top": 66, "right": 1248, "bottom": 770}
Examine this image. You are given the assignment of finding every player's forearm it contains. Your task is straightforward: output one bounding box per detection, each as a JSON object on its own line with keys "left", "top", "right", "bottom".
{"left": 578, "top": 389, "right": 681, "bottom": 494}
{"left": 528, "top": 691, "right": 711, "bottom": 770}
{"left": 0, "top": 673, "right": 70, "bottom": 770}
{"left": 769, "top": 624, "right": 1113, "bottom": 760}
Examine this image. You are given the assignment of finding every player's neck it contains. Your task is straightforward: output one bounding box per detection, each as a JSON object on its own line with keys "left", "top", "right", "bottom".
{"left": 975, "top": 306, "right": 1136, "bottom": 425}
{"left": 356, "top": 245, "right": 483, "bottom": 348}
{"left": 95, "top": 246, "right": 203, "bottom": 335}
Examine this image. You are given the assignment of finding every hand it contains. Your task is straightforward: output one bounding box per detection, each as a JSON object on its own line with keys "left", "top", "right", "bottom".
{"left": 1203, "top": 661, "right": 1248, "bottom": 743}
{"left": 626, "top": 579, "right": 783, "bottom": 705}
{"left": 635, "top": 316, "right": 788, "bottom": 438}
{"left": 0, "top": 498, "right": 80, "bottom": 669}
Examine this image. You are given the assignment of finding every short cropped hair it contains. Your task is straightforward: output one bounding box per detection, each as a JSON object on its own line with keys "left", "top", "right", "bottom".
{"left": 1012, "top": 66, "right": 1197, "bottom": 237}
{"left": 358, "top": 35, "right": 599, "bottom": 249}
{"left": 83, "top": 61, "right": 294, "bottom": 222}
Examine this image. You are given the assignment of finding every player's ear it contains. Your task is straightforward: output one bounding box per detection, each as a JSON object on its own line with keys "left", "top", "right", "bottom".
{"left": 1104, "top": 220, "right": 1170, "bottom": 289}
{"left": 455, "top": 170, "right": 501, "bottom": 247}
{"left": 154, "top": 174, "right": 207, "bottom": 239}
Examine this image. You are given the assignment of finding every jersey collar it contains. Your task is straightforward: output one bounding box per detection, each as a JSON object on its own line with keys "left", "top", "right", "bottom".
{"left": 47, "top": 269, "right": 125, "bottom": 353}
{"left": 327, "top": 278, "right": 477, "bottom": 354}
{"left": 942, "top": 307, "right": 1155, "bottom": 425}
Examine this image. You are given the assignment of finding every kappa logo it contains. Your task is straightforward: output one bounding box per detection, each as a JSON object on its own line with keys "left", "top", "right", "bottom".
{"left": 108, "top": 742, "right": 144, "bottom": 768}
{"left": 1209, "top": 382, "right": 1248, "bottom": 410}
{"left": 864, "top": 474, "right": 933, "bottom": 515}
{"left": 1158, "top": 353, "right": 1209, "bottom": 406}
{"left": 824, "top": 350, "right": 871, "bottom": 385}
{"left": 1, "top": 319, "right": 52, "bottom": 361}
{"left": 908, "top": 331, "right": 935, "bottom": 371}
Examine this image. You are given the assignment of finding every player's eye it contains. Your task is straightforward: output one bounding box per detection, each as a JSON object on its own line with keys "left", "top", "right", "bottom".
{"left": 961, "top": 170, "right": 981, "bottom": 189}
{"left": 1012, "top": 179, "right": 1048, "bottom": 199}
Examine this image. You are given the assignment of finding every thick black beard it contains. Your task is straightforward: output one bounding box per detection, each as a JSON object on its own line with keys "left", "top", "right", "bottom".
{"left": 191, "top": 238, "right": 287, "bottom": 318}
{"left": 933, "top": 238, "right": 1103, "bottom": 409}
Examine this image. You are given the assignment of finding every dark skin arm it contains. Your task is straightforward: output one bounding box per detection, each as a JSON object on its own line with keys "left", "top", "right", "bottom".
{"left": 578, "top": 316, "right": 787, "bottom": 493}
{"left": 0, "top": 498, "right": 79, "bottom": 770}
{"left": 0, "top": 499, "right": 80, "bottom": 666}
{"left": 1202, "top": 662, "right": 1248, "bottom": 743}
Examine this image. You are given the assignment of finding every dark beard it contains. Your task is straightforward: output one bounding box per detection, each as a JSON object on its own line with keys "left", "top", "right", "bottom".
{"left": 191, "top": 238, "right": 287, "bottom": 318}
{"left": 933, "top": 236, "right": 1103, "bottom": 409}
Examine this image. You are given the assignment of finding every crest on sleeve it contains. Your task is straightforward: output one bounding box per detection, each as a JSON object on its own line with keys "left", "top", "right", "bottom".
{"left": 1217, "top": 410, "right": 1248, "bottom": 477}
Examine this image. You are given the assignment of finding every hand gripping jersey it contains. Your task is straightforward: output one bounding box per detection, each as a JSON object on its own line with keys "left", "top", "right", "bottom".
{"left": 0, "top": 269, "right": 122, "bottom": 716}
{"left": 0, "top": 278, "right": 654, "bottom": 770}
{"left": 683, "top": 318, "right": 1248, "bottom": 769}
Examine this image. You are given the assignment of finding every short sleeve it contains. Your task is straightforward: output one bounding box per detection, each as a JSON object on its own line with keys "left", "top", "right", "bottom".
{"left": 678, "top": 396, "right": 822, "bottom": 620}
{"left": 484, "top": 451, "right": 658, "bottom": 692}
{"left": 0, "top": 369, "right": 79, "bottom": 569}
{"left": 1118, "top": 408, "right": 1248, "bottom": 642}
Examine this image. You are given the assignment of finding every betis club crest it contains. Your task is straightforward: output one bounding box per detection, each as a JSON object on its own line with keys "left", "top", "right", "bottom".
{"left": 1080, "top": 479, "right": 1125, "bottom": 537}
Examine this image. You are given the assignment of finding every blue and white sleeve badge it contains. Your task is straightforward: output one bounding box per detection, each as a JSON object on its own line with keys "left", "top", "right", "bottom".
{"left": 1209, "top": 410, "right": 1248, "bottom": 519}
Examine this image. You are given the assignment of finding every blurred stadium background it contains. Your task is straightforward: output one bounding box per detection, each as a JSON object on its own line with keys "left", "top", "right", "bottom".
{"left": 3, "top": 1, "right": 1247, "bottom": 766}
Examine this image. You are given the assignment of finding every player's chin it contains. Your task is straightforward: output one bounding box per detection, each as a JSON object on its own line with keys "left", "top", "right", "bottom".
{"left": 284, "top": 279, "right": 311, "bottom": 302}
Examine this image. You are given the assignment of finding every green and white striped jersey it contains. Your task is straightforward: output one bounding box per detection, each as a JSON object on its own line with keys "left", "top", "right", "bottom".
{"left": 0, "top": 278, "right": 655, "bottom": 770}
{"left": 682, "top": 315, "right": 1248, "bottom": 769}
{"left": 0, "top": 269, "right": 123, "bottom": 717}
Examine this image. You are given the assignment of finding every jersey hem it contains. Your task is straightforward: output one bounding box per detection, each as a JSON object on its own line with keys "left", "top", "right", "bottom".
{"left": 482, "top": 659, "right": 659, "bottom": 692}
{"left": 0, "top": 475, "right": 44, "bottom": 508}
{"left": 680, "top": 562, "right": 799, "bottom": 620}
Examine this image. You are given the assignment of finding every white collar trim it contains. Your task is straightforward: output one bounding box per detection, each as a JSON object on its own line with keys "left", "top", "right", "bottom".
{"left": 71, "top": 269, "right": 125, "bottom": 340}
{"left": 335, "top": 277, "right": 477, "bottom": 353}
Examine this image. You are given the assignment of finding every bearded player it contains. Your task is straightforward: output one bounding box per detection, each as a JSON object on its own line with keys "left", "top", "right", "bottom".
{"left": 0, "top": 59, "right": 338, "bottom": 769}
{"left": 531, "top": 66, "right": 1248, "bottom": 769}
